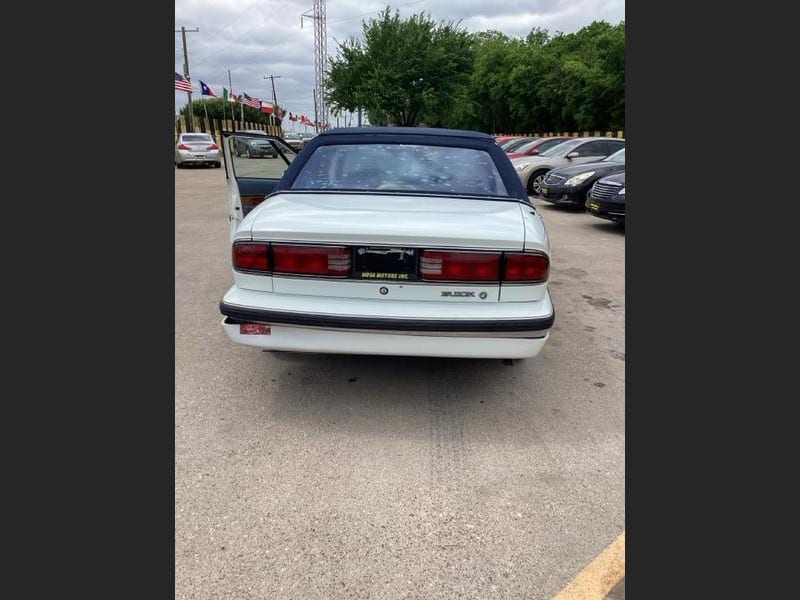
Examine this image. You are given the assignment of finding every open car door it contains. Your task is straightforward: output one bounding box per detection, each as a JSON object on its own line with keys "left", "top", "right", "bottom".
{"left": 221, "top": 132, "right": 296, "bottom": 240}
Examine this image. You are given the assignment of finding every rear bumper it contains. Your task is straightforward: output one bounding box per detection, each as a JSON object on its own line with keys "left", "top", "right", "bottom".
{"left": 176, "top": 152, "right": 221, "bottom": 164}
{"left": 219, "top": 286, "right": 554, "bottom": 358}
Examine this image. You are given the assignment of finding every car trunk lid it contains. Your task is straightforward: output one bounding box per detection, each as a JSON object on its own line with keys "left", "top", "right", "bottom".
{"left": 240, "top": 192, "right": 529, "bottom": 303}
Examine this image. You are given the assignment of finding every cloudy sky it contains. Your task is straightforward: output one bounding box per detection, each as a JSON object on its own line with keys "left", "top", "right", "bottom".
{"left": 175, "top": 0, "right": 624, "bottom": 123}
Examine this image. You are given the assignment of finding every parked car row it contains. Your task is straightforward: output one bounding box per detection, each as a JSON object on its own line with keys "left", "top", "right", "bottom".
{"left": 495, "top": 135, "right": 626, "bottom": 225}
{"left": 176, "top": 131, "right": 319, "bottom": 168}
{"left": 283, "top": 132, "right": 317, "bottom": 152}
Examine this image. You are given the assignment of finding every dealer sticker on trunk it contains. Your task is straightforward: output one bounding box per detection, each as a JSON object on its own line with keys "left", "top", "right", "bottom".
{"left": 354, "top": 247, "right": 418, "bottom": 280}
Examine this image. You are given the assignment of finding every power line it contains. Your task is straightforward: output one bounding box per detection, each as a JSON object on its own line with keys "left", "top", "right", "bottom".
{"left": 328, "top": 0, "right": 428, "bottom": 24}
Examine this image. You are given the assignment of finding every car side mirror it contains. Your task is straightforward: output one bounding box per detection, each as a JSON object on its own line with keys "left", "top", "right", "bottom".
{"left": 566, "top": 151, "right": 579, "bottom": 159}
{"left": 529, "top": 149, "right": 539, "bottom": 155}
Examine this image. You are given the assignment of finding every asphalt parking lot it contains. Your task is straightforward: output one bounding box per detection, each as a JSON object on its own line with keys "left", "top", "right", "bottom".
{"left": 175, "top": 165, "right": 625, "bottom": 599}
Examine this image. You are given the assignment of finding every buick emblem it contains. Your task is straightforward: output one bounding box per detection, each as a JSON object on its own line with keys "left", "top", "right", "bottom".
{"left": 379, "top": 286, "right": 389, "bottom": 295}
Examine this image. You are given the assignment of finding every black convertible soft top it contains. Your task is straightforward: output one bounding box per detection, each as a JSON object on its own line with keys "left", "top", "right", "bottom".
{"left": 272, "top": 127, "right": 529, "bottom": 203}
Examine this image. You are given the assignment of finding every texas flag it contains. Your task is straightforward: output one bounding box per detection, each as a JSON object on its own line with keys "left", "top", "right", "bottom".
{"left": 199, "top": 80, "right": 218, "bottom": 97}
{"left": 260, "top": 101, "right": 274, "bottom": 114}
{"left": 288, "top": 113, "right": 297, "bottom": 122}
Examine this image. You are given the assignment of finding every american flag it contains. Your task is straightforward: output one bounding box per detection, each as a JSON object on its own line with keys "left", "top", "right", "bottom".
{"left": 175, "top": 72, "right": 193, "bottom": 92}
{"left": 242, "top": 93, "right": 261, "bottom": 109}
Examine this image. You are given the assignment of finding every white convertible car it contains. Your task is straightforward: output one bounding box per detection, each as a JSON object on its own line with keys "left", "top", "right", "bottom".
{"left": 219, "top": 127, "right": 554, "bottom": 359}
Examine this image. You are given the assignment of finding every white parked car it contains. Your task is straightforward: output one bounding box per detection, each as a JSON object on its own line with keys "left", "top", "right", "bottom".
{"left": 175, "top": 132, "right": 221, "bottom": 168}
{"left": 512, "top": 137, "right": 625, "bottom": 196}
{"left": 219, "top": 127, "right": 554, "bottom": 359}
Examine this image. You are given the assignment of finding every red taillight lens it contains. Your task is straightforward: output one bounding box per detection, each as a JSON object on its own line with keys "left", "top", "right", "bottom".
{"left": 272, "top": 245, "right": 351, "bottom": 276}
{"left": 207, "top": 144, "right": 219, "bottom": 150}
{"left": 233, "top": 242, "right": 269, "bottom": 272}
{"left": 504, "top": 253, "right": 549, "bottom": 282}
{"left": 420, "top": 251, "right": 501, "bottom": 281}
{"left": 177, "top": 143, "right": 191, "bottom": 150}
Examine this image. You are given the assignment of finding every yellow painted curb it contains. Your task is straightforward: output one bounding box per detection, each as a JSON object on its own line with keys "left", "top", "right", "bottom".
{"left": 552, "top": 531, "right": 625, "bottom": 600}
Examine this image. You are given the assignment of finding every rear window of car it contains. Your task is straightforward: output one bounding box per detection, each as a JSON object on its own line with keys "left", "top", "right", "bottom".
{"left": 182, "top": 134, "right": 213, "bottom": 142}
{"left": 290, "top": 143, "right": 509, "bottom": 197}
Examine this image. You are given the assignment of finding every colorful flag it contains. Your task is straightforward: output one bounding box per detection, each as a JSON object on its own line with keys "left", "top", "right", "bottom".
{"left": 242, "top": 93, "right": 261, "bottom": 109}
{"left": 175, "top": 72, "right": 193, "bottom": 92}
{"left": 288, "top": 113, "right": 297, "bottom": 122}
{"left": 223, "top": 88, "right": 238, "bottom": 103}
{"left": 199, "top": 80, "right": 218, "bottom": 97}
{"left": 260, "top": 101, "right": 274, "bottom": 114}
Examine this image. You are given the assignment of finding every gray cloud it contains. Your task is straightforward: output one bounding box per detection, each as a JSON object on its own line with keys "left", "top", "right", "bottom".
{"left": 175, "top": 0, "right": 624, "bottom": 120}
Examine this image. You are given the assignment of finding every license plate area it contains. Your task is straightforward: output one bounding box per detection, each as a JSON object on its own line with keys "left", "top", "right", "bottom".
{"left": 353, "top": 247, "right": 417, "bottom": 281}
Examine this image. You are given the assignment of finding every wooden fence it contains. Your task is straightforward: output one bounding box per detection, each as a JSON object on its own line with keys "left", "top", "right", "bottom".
{"left": 175, "top": 116, "right": 623, "bottom": 143}
{"left": 175, "top": 115, "right": 282, "bottom": 146}
{"left": 494, "top": 130, "right": 624, "bottom": 138}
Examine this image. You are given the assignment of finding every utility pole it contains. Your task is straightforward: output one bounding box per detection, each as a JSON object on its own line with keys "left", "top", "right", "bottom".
{"left": 357, "top": 107, "right": 362, "bottom": 127}
{"left": 264, "top": 75, "right": 281, "bottom": 129}
{"left": 301, "top": 0, "right": 327, "bottom": 134}
{"left": 175, "top": 26, "right": 199, "bottom": 132}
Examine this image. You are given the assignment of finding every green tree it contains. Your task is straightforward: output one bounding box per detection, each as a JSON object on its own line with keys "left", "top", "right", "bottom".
{"left": 326, "top": 8, "right": 474, "bottom": 126}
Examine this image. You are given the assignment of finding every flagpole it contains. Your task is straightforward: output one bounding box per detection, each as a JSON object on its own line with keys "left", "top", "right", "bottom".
{"left": 227, "top": 69, "right": 234, "bottom": 130}
{"left": 221, "top": 83, "right": 226, "bottom": 126}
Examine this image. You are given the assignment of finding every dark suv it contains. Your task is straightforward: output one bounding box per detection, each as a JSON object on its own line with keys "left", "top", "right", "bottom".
{"left": 234, "top": 134, "right": 278, "bottom": 158}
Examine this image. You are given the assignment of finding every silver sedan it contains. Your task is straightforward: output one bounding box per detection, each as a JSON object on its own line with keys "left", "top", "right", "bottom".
{"left": 175, "top": 133, "right": 222, "bottom": 168}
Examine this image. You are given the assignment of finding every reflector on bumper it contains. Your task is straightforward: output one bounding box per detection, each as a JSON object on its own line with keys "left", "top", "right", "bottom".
{"left": 239, "top": 323, "right": 271, "bottom": 335}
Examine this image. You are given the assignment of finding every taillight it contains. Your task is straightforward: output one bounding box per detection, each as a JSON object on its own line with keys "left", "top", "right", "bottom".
{"left": 177, "top": 143, "right": 191, "bottom": 150}
{"left": 420, "top": 251, "right": 501, "bottom": 281}
{"left": 207, "top": 144, "right": 219, "bottom": 150}
{"left": 504, "top": 253, "right": 549, "bottom": 283}
{"left": 233, "top": 242, "right": 269, "bottom": 272}
{"left": 272, "top": 245, "right": 351, "bottom": 277}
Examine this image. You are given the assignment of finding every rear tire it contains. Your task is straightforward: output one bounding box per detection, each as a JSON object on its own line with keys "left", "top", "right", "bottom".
{"left": 527, "top": 170, "right": 548, "bottom": 196}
